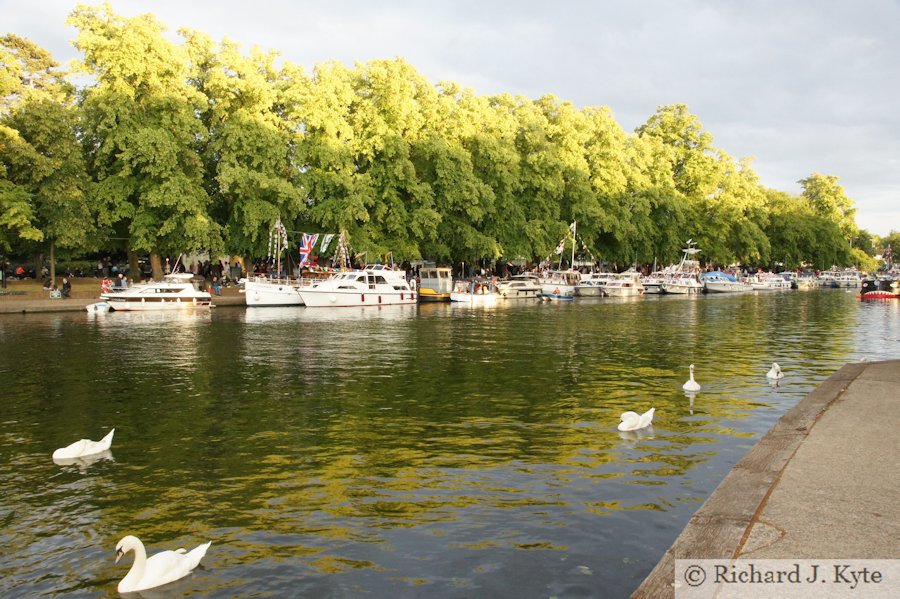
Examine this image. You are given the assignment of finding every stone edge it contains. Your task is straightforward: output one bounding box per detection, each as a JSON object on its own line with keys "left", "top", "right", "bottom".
{"left": 630, "top": 361, "right": 867, "bottom": 599}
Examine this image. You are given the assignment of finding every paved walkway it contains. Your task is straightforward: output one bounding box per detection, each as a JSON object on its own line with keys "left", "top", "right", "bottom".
{"left": 633, "top": 360, "right": 900, "bottom": 598}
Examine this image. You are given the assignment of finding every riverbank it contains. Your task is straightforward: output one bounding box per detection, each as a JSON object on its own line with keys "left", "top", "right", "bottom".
{"left": 632, "top": 359, "right": 900, "bottom": 598}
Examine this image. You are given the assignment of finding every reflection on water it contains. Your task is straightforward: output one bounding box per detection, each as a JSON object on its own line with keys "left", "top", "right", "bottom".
{"left": 0, "top": 291, "right": 897, "bottom": 597}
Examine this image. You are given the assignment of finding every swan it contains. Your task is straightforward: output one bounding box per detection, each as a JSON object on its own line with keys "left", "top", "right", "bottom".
{"left": 617, "top": 407, "right": 655, "bottom": 431}
{"left": 116, "top": 535, "right": 211, "bottom": 593}
{"left": 52, "top": 429, "right": 114, "bottom": 460}
{"left": 683, "top": 364, "right": 701, "bottom": 392}
{"left": 766, "top": 362, "right": 784, "bottom": 380}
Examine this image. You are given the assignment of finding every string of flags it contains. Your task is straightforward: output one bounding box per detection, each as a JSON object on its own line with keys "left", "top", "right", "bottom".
{"left": 294, "top": 230, "right": 350, "bottom": 266}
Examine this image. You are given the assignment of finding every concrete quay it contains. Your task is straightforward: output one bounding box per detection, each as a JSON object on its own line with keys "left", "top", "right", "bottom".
{"left": 633, "top": 359, "right": 900, "bottom": 598}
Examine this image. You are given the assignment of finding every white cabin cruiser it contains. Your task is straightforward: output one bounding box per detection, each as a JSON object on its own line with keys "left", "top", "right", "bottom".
{"left": 540, "top": 270, "right": 581, "bottom": 298}
{"left": 701, "top": 271, "right": 751, "bottom": 293}
{"left": 297, "top": 265, "right": 417, "bottom": 307}
{"left": 450, "top": 280, "right": 499, "bottom": 305}
{"left": 750, "top": 273, "right": 792, "bottom": 291}
{"left": 575, "top": 272, "right": 615, "bottom": 297}
{"left": 243, "top": 275, "right": 304, "bottom": 306}
{"left": 604, "top": 270, "right": 645, "bottom": 297}
{"left": 496, "top": 274, "right": 542, "bottom": 299}
{"left": 660, "top": 241, "right": 703, "bottom": 295}
{"left": 100, "top": 273, "right": 212, "bottom": 311}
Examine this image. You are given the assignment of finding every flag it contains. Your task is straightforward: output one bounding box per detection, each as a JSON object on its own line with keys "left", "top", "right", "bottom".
{"left": 299, "top": 233, "right": 319, "bottom": 265}
{"left": 555, "top": 240, "right": 565, "bottom": 255}
{"left": 568, "top": 221, "right": 577, "bottom": 234}
{"left": 319, "top": 233, "right": 335, "bottom": 254}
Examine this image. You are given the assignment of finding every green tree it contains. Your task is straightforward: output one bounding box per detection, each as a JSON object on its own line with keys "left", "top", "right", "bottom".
{"left": 0, "top": 34, "right": 94, "bottom": 283}
{"left": 68, "top": 3, "right": 221, "bottom": 279}
{"left": 799, "top": 173, "right": 857, "bottom": 242}
{"left": 183, "top": 31, "right": 303, "bottom": 263}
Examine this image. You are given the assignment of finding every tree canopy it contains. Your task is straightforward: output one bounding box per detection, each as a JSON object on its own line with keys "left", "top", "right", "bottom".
{"left": 0, "top": 5, "right": 883, "bottom": 274}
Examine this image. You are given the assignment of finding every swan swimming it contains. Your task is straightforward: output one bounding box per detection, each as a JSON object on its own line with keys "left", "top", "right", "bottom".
{"left": 617, "top": 407, "right": 655, "bottom": 431}
{"left": 52, "top": 429, "right": 114, "bottom": 460}
{"left": 682, "top": 364, "right": 701, "bottom": 392}
{"left": 116, "top": 535, "right": 211, "bottom": 593}
{"left": 766, "top": 363, "right": 784, "bottom": 380}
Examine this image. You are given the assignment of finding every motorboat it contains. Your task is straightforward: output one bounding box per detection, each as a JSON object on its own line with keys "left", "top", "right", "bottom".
{"left": 660, "top": 272, "right": 704, "bottom": 294}
{"left": 297, "top": 265, "right": 417, "bottom": 307}
{"left": 496, "top": 274, "right": 541, "bottom": 299}
{"left": 575, "top": 272, "right": 615, "bottom": 297}
{"left": 659, "top": 240, "right": 704, "bottom": 295}
{"left": 641, "top": 271, "right": 667, "bottom": 294}
{"left": 701, "top": 271, "right": 751, "bottom": 293}
{"left": 243, "top": 275, "right": 304, "bottom": 306}
{"left": 796, "top": 272, "right": 818, "bottom": 289}
{"left": 100, "top": 273, "right": 212, "bottom": 311}
{"left": 450, "top": 279, "right": 498, "bottom": 305}
{"left": 85, "top": 301, "right": 111, "bottom": 313}
{"left": 832, "top": 270, "right": 861, "bottom": 288}
{"left": 750, "top": 272, "right": 792, "bottom": 291}
{"left": 859, "top": 276, "right": 900, "bottom": 299}
{"left": 418, "top": 266, "right": 453, "bottom": 302}
{"left": 604, "top": 270, "right": 645, "bottom": 297}
{"left": 540, "top": 270, "right": 581, "bottom": 298}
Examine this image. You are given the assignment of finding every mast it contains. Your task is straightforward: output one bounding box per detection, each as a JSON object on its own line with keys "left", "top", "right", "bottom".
{"left": 571, "top": 221, "right": 576, "bottom": 269}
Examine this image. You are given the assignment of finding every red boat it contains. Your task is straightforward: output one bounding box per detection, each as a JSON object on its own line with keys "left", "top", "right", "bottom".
{"left": 859, "top": 277, "right": 900, "bottom": 299}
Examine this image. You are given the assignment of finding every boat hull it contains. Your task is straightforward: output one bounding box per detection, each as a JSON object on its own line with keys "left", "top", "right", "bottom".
{"left": 604, "top": 286, "right": 644, "bottom": 297}
{"left": 450, "top": 292, "right": 498, "bottom": 305}
{"left": 243, "top": 279, "right": 304, "bottom": 306}
{"left": 704, "top": 281, "right": 751, "bottom": 293}
{"left": 538, "top": 293, "right": 574, "bottom": 302}
{"left": 418, "top": 288, "right": 451, "bottom": 302}
{"left": 497, "top": 288, "right": 540, "bottom": 299}
{"left": 105, "top": 297, "right": 212, "bottom": 311}
{"left": 299, "top": 290, "right": 417, "bottom": 307}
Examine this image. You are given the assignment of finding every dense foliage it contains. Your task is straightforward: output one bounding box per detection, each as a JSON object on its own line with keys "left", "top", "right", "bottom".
{"left": 0, "top": 5, "right": 893, "bottom": 276}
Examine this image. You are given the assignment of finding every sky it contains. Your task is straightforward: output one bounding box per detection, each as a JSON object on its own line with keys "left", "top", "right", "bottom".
{"left": 3, "top": 0, "right": 899, "bottom": 236}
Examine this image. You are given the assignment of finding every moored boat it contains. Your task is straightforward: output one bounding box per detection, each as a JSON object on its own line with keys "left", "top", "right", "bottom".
{"left": 418, "top": 266, "right": 453, "bottom": 302}
{"left": 540, "top": 270, "right": 581, "bottom": 298}
{"left": 701, "top": 271, "right": 751, "bottom": 293}
{"left": 604, "top": 270, "right": 645, "bottom": 297}
{"left": 750, "top": 272, "right": 792, "bottom": 291}
{"left": 659, "top": 240, "right": 704, "bottom": 295}
{"left": 450, "top": 280, "right": 498, "bottom": 305}
{"left": 859, "top": 276, "right": 900, "bottom": 299}
{"left": 575, "top": 272, "right": 615, "bottom": 297}
{"left": 297, "top": 265, "right": 416, "bottom": 307}
{"left": 100, "top": 273, "right": 212, "bottom": 311}
{"left": 496, "top": 274, "right": 541, "bottom": 299}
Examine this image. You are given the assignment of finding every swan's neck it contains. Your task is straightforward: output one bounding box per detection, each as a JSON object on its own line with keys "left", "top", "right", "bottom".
{"left": 119, "top": 542, "right": 148, "bottom": 592}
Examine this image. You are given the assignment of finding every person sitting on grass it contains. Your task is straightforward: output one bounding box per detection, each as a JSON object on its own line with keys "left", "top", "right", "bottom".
{"left": 61, "top": 277, "right": 72, "bottom": 298}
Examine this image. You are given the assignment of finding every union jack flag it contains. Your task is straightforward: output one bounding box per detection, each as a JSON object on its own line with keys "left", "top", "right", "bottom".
{"left": 299, "top": 233, "right": 319, "bottom": 265}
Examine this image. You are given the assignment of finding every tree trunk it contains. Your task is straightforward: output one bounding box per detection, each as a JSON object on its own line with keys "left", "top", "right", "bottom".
{"left": 150, "top": 253, "right": 163, "bottom": 280}
{"left": 128, "top": 248, "right": 140, "bottom": 282}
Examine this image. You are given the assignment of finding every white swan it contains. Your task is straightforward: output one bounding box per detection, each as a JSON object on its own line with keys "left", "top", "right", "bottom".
{"left": 766, "top": 362, "right": 784, "bottom": 380}
{"left": 683, "top": 364, "right": 701, "bottom": 392}
{"left": 52, "top": 429, "right": 114, "bottom": 460}
{"left": 617, "top": 407, "right": 655, "bottom": 431}
{"left": 116, "top": 535, "right": 211, "bottom": 593}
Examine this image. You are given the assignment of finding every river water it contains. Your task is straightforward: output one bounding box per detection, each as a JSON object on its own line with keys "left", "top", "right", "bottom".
{"left": 1, "top": 290, "right": 898, "bottom": 597}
